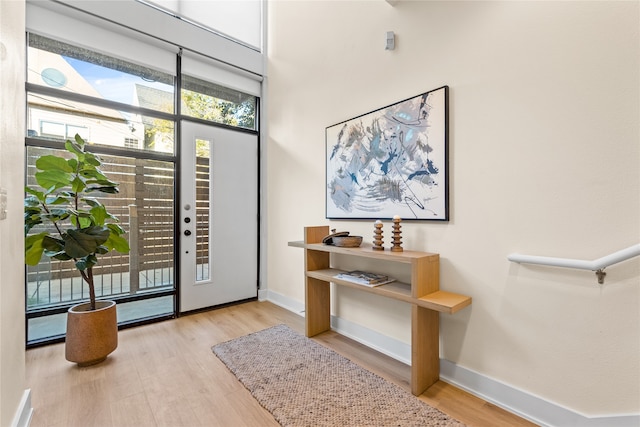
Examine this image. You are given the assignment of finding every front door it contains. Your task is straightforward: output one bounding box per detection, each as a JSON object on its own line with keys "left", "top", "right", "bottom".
{"left": 179, "top": 121, "right": 258, "bottom": 312}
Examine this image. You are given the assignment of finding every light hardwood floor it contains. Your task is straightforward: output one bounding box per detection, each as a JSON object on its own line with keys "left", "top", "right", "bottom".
{"left": 26, "top": 301, "right": 538, "bottom": 427}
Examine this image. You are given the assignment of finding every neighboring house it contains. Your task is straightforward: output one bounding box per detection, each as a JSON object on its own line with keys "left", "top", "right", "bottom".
{"left": 133, "top": 83, "right": 174, "bottom": 153}
{"left": 27, "top": 49, "right": 142, "bottom": 147}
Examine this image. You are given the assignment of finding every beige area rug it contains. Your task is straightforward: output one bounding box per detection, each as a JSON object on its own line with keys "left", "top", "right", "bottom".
{"left": 212, "top": 324, "right": 465, "bottom": 427}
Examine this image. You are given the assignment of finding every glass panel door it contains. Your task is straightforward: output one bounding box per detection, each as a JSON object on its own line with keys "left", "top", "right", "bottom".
{"left": 179, "top": 121, "right": 258, "bottom": 312}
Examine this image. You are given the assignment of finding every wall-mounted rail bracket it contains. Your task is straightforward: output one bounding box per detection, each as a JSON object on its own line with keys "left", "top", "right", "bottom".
{"left": 595, "top": 269, "right": 606, "bottom": 285}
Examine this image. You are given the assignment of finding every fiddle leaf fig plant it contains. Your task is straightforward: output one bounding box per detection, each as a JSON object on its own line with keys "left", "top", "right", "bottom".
{"left": 24, "top": 134, "right": 130, "bottom": 310}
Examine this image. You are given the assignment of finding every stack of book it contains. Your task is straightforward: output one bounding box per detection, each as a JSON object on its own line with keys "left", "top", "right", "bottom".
{"left": 334, "top": 270, "right": 395, "bottom": 287}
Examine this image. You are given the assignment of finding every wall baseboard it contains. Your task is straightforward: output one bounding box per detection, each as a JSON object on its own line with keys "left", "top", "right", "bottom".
{"left": 265, "top": 290, "right": 640, "bottom": 427}
{"left": 11, "top": 389, "right": 33, "bottom": 427}
{"left": 439, "top": 361, "right": 640, "bottom": 427}
{"left": 330, "top": 315, "right": 411, "bottom": 364}
{"left": 264, "top": 289, "right": 305, "bottom": 316}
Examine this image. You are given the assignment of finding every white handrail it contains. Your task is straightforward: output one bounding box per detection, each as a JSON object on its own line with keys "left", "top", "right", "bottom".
{"left": 507, "top": 244, "right": 640, "bottom": 271}
{"left": 508, "top": 244, "right": 640, "bottom": 284}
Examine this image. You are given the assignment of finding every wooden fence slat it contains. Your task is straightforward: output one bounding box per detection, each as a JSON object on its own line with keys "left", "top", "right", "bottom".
{"left": 25, "top": 148, "right": 220, "bottom": 308}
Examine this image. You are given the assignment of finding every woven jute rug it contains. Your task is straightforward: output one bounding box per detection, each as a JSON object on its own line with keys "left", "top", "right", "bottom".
{"left": 212, "top": 324, "right": 465, "bottom": 427}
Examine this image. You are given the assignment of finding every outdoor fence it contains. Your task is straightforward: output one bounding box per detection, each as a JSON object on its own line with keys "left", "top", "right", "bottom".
{"left": 25, "top": 147, "right": 210, "bottom": 310}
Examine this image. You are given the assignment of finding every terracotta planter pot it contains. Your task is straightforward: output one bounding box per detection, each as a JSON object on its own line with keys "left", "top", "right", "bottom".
{"left": 65, "top": 300, "right": 118, "bottom": 366}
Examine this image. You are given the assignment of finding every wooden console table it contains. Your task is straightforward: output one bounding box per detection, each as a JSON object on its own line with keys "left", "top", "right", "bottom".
{"left": 289, "top": 225, "right": 472, "bottom": 395}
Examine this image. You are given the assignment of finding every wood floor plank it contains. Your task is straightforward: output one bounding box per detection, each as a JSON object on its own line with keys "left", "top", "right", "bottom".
{"left": 110, "top": 392, "right": 156, "bottom": 427}
{"left": 26, "top": 300, "right": 537, "bottom": 427}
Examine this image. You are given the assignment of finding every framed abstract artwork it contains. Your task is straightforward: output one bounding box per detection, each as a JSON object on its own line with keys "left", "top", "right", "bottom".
{"left": 326, "top": 85, "right": 449, "bottom": 220}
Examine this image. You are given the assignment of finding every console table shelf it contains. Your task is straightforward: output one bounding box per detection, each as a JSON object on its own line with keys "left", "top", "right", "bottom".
{"left": 307, "top": 268, "right": 413, "bottom": 300}
{"left": 304, "top": 268, "right": 470, "bottom": 314}
{"left": 289, "top": 226, "right": 472, "bottom": 396}
{"left": 289, "top": 240, "right": 432, "bottom": 264}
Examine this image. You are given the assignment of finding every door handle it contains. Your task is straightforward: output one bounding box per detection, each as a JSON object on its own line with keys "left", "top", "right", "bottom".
{"left": 184, "top": 230, "right": 192, "bottom": 236}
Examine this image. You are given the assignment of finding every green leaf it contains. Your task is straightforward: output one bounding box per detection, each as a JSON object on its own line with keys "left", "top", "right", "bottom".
{"left": 42, "top": 235, "right": 65, "bottom": 252}
{"left": 43, "top": 208, "right": 71, "bottom": 222}
{"left": 75, "top": 254, "right": 98, "bottom": 271}
{"left": 78, "top": 216, "right": 92, "bottom": 228}
{"left": 24, "top": 195, "right": 41, "bottom": 207}
{"left": 35, "top": 155, "right": 73, "bottom": 173}
{"left": 45, "top": 195, "right": 72, "bottom": 205}
{"left": 24, "top": 207, "right": 43, "bottom": 235}
{"left": 24, "top": 206, "right": 41, "bottom": 215}
{"left": 104, "top": 233, "right": 130, "bottom": 254}
{"left": 74, "top": 133, "right": 86, "bottom": 148}
{"left": 83, "top": 152, "right": 102, "bottom": 167}
{"left": 48, "top": 251, "right": 73, "bottom": 261}
{"left": 106, "top": 223, "right": 125, "bottom": 235}
{"left": 86, "top": 179, "right": 117, "bottom": 187}
{"left": 42, "top": 235, "right": 72, "bottom": 261}
{"left": 71, "top": 176, "right": 86, "bottom": 193}
{"left": 65, "top": 140, "right": 84, "bottom": 157}
{"left": 82, "top": 198, "right": 101, "bottom": 208}
{"left": 24, "top": 222, "right": 42, "bottom": 236}
{"left": 75, "top": 258, "right": 87, "bottom": 271}
{"left": 25, "top": 232, "right": 47, "bottom": 265}
{"left": 86, "top": 186, "right": 119, "bottom": 194}
{"left": 103, "top": 211, "right": 118, "bottom": 223}
{"left": 64, "top": 226, "right": 110, "bottom": 258}
{"left": 70, "top": 212, "right": 93, "bottom": 228}
{"left": 76, "top": 255, "right": 98, "bottom": 271}
{"left": 35, "top": 170, "right": 72, "bottom": 191}
{"left": 25, "top": 187, "right": 45, "bottom": 201}
{"left": 90, "top": 205, "right": 108, "bottom": 225}
{"left": 80, "top": 168, "right": 109, "bottom": 182}
{"left": 67, "top": 158, "right": 78, "bottom": 170}
{"left": 95, "top": 245, "right": 109, "bottom": 255}
{"left": 24, "top": 212, "right": 42, "bottom": 221}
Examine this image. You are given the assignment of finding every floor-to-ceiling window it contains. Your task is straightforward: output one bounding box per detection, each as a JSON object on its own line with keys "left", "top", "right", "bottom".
{"left": 25, "top": 34, "right": 179, "bottom": 345}
{"left": 24, "top": 13, "right": 261, "bottom": 345}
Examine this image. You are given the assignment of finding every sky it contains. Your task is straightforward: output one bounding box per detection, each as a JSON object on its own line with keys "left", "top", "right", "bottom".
{"left": 65, "top": 57, "right": 173, "bottom": 106}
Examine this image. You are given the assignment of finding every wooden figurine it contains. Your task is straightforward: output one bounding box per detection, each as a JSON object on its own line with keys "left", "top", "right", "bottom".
{"left": 391, "top": 215, "right": 403, "bottom": 252}
{"left": 373, "top": 220, "right": 384, "bottom": 251}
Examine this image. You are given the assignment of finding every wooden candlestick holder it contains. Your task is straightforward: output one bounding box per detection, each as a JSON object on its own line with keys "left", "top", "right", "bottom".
{"left": 373, "top": 221, "right": 384, "bottom": 251}
{"left": 391, "top": 217, "right": 403, "bottom": 252}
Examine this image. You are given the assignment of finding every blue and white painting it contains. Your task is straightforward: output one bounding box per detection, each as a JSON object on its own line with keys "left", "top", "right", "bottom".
{"left": 326, "top": 86, "right": 448, "bottom": 220}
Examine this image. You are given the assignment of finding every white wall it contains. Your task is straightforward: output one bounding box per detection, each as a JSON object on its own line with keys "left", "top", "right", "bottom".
{"left": 0, "top": 0, "right": 28, "bottom": 426}
{"left": 266, "top": 0, "right": 639, "bottom": 421}
{"left": 148, "top": 0, "right": 263, "bottom": 50}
